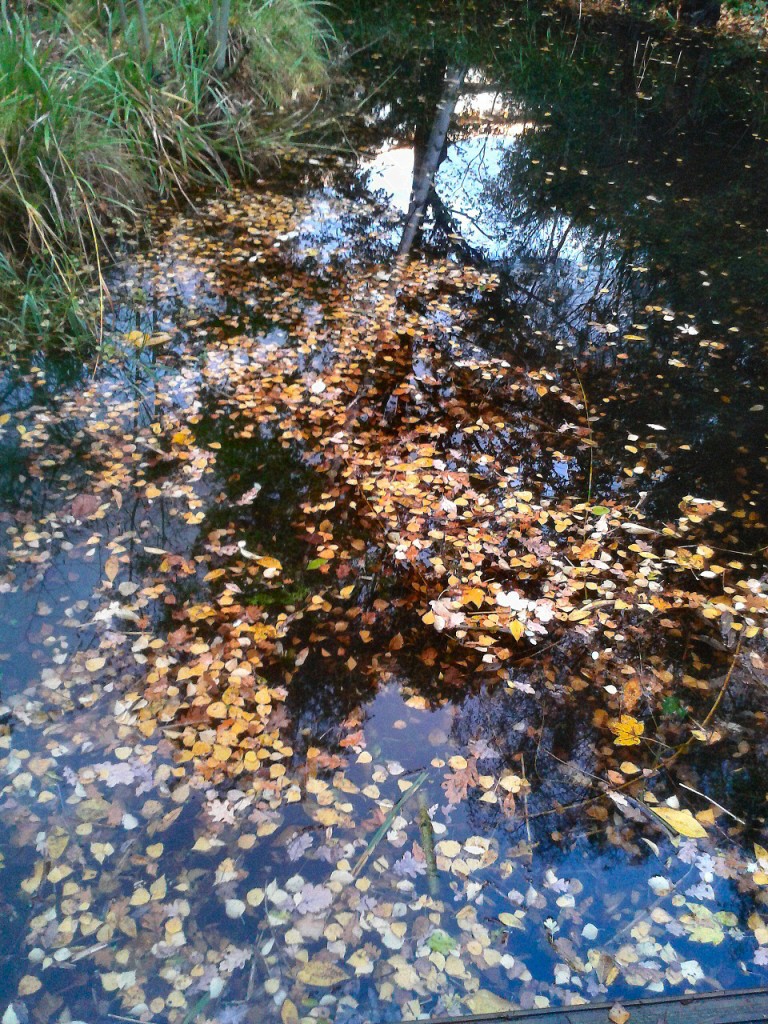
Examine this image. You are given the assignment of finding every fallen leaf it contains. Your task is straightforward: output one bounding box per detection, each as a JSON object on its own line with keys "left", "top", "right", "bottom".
{"left": 652, "top": 806, "right": 707, "bottom": 838}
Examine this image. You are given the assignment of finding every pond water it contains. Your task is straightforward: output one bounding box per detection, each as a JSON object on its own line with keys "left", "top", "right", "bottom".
{"left": 2, "top": 3, "right": 768, "bottom": 1023}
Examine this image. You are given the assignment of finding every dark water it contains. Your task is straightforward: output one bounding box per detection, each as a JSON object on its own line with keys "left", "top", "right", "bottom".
{"left": 1, "top": 4, "right": 768, "bottom": 1023}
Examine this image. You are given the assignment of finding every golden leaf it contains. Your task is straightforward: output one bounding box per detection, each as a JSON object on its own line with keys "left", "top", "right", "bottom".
{"left": 509, "top": 619, "right": 525, "bottom": 641}
{"left": 466, "top": 991, "right": 514, "bottom": 1014}
{"left": 150, "top": 875, "right": 167, "bottom": 900}
{"left": 608, "top": 1004, "right": 630, "bottom": 1024}
{"left": 18, "top": 976, "right": 42, "bottom": 996}
{"left": 576, "top": 540, "right": 600, "bottom": 561}
{"left": 593, "top": 952, "right": 619, "bottom": 985}
{"left": 651, "top": 806, "right": 707, "bottom": 838}
{"left": 281, "top": 1000, "right": 299, "bottom": 1024}
{"left": 499, "top": 774, "right": 523, "bottom": 793}
{"left": 297, "top": 960, "right": 349, "bottom": 987}
{"left": 498, "top": 912, "right": 524, "bottom": 930}
{"left": 21, "top": 861, "right": 44, "bottom": 895}
{"left": 256, "top": 556, "right": 282, "bottom": 571}
{"left": 622, "top": 676, "right": 642, "bottom": 713}
{"left": 436, "top": 840, "right": 461, "bottom": 858}
{"left": 610, "top": 715, "right": 644, "bottom": 746}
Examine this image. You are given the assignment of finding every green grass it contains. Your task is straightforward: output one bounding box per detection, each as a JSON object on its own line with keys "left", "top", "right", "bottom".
{"left": 0, "top": 0, "right": 334, "bottom": 355}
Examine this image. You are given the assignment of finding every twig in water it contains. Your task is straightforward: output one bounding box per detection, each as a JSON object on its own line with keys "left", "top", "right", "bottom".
{"left": 521, "top": 753, "right": 532, "bottom": 847}
{"left": 701, "top": 635, "right": 743, "bottom": 730}
{"left": 417, "top": 791, "right": 439, "bottom": 895}
{"left": 678, "top": 781, "right": 746, "bottom": 825}
{"left": 109, "top": 1017, "right": 162, "bottom": 1024}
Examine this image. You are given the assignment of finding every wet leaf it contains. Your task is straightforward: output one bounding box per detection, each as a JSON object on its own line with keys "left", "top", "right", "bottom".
{"left": 610, "top": 715, "right": 645, "bottom": 746}
{"left": 296, "top": 960, "right": 349, "bottom": 987}
{"left": 651, "top": 806, "right": 708, "bottom": 838}
{"left": 466, "top": 991, "right": 514, "bottom": 1014}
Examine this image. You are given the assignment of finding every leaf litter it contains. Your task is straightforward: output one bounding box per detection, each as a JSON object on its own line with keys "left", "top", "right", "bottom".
{"left": 0, "top": 175, "right": 767, "bottom": 1024}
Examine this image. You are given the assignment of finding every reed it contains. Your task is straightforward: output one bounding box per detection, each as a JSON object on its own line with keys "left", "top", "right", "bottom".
{"left": 0, "top": 0, "right": 334, "bottom": 354}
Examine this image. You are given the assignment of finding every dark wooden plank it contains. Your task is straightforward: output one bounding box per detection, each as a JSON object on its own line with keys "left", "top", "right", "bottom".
{"left": 405, "top": 986, "right": 768, "bottom": 1024}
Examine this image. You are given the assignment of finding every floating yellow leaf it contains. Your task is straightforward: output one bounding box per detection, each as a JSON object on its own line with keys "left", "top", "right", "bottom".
{"left": 314, "top": 807, "right": 341, "bottom": 827}
{"left": 679, "top": 903, "right": 733, "bottom": 944}
{"left": 499, "top": 774, "right": 524, "bottom": 793}
{"left": 436, "top": 840, "right": 461, "bottom": 858}
{"left": 150, "top": 875, "right": 167, "bottom": 900}
{"left": 18, "top": 976, "right": 42, "bottom": 996}
{"left": 696, "top": 807, "right": 716, "bottom": 827}
{"left": 281, "top": 1000, "right": 299, "bottom": 1024}
{"left": 610, "top": 715, "right": 644, "bottom": 746}
{"left": 498, "top": 912, "right": 524, "bottom": 930}
{"left": 257, "top": 556, "right": 282, "bottom": 570}
{"left": 651, "top": 806, "right": 707, "bottom": 838}
{"left": 47, "top": 832, "right": 69, "bottom": 860}
{"left": 91, "top": 842, "right": 114, "bottom": 864}
{"left": 101, "top": 970, "right": 137, "bottom": 991}
{"left": 509, "top": 619, "right": 525, "bottom": 641}
{"left": 21, "top": 861, "right": 44, "bottom": 895}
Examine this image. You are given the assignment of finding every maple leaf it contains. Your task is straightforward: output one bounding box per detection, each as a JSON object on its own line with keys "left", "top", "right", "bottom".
{"left": 443, "top": 758, "right": 479, "bottom": 805}
{"left": 295, "top": 883, "right": 332, "bottom": 914}
{"left": 610, "top": 715, "right": 644, "bottom": 746}
{"left": 394, "top": 850, "right": 426, "bottom": 878}
{"left": 468, "top": 737, "right": 500, "bottom": 761}
{"left": 287, "top": 832, "right": 314, "bottom": 861}
{"left": 220, "top": 946, "right": 253, "bottom": 973}
{"left": 208, "top": 799, "right": 237, "bottom": 824}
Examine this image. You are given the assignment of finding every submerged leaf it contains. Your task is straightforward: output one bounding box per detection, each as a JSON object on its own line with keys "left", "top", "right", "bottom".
{"left": 296, "top": 960, "right": 349, "bottom": 987}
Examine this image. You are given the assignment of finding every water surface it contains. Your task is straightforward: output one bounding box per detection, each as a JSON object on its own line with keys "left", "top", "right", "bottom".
{"left": 1, "top": 5, "right": 768, "bottom": 1023}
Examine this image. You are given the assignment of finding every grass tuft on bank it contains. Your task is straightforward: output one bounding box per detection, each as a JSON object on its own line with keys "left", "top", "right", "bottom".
{"left": 0, "top": 0, "right": 333, "bottom": 354}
